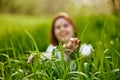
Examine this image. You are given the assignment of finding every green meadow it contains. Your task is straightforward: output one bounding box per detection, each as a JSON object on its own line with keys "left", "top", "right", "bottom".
{"left": 0, "top": 14, "right": 120, "bottom": 80}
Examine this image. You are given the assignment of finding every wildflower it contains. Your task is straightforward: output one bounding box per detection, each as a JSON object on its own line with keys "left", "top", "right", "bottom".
{"left": 27, "top": 52, "right": 37, "bottom": 64}
{"left": 79, "top": 44, "right": 93, "bottom": 56}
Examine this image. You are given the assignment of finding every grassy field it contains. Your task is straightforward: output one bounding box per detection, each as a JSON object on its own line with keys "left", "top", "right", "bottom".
{"left": 0, "top": 14, "right": 120, "bottom": 80}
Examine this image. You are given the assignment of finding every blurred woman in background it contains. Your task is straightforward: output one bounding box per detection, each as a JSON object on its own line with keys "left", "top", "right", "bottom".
{"left": 46, "top": 12, "right": 79, "bottom": 52}
{"left": 27, "top": 12, "right": 93, "bottom": 63}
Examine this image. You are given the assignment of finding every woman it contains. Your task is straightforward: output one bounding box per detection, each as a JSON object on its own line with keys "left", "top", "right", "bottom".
{"left": 27, "top": 12, "right": 93, "bottom": 63}
{"left": 46, "top": 12, "right": 80, "bottom": 53}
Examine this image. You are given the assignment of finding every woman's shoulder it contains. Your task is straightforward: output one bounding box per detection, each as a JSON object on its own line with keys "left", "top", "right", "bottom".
{"left": 46, "top": 44, "right": 55, "bottom": 53}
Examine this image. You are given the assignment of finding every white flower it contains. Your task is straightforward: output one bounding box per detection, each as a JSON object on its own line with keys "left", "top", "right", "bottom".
{"left": 79, "top": 44, "right": 93, "bottom": 56}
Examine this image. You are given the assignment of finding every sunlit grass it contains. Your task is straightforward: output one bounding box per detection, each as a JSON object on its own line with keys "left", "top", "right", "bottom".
{"left": 0, "top": 14, "right": 119, "bottom": 80}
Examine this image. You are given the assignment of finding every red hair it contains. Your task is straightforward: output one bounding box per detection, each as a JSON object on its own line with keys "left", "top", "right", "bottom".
{"left": 51, "top": 12, "right": 77, "bottom": 46}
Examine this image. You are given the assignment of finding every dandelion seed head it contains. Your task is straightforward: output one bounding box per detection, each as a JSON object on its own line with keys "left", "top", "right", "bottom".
{"left": 80, "top": 44, "right": 93, "bottom": 56}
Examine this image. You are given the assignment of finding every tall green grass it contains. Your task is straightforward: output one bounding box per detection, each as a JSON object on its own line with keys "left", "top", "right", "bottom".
{"left": 0, "top": 14, "right": 119, "bottom": 80}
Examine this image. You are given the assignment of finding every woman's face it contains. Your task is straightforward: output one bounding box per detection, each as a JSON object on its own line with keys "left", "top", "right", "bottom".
{"left": 54, "top": 17, "right": 73, "bottom": 43}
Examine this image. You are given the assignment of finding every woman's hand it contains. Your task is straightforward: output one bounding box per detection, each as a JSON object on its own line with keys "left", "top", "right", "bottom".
{"left": 63, "top": 37, "right": 80, "bottom": 50}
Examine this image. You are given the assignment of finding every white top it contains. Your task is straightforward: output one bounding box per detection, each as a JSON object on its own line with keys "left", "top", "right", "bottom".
{"left": 46, "top": 44, "right": 55, "bottom": 53}
{"left": 46, "top": 44, "right": 93, "bottom": 56}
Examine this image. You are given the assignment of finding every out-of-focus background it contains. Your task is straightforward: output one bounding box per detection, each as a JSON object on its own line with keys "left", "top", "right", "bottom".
{"left": 0, "top": 0, "right": 120, "bottom": 15}
{"left": 0, "top": 0, "right": 120, "bottom": 52}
